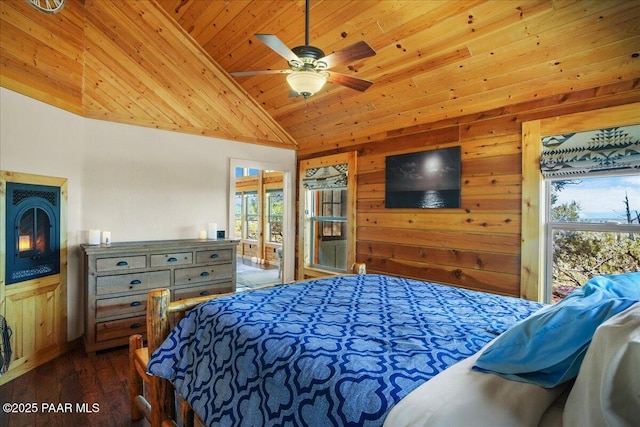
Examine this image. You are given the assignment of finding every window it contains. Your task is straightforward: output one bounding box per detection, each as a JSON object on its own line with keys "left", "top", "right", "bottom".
{"left": 234, "top": 192, "right": 242, "bottom": 238}
{"left": 299, "top": 152, "right": 356, "bottom": 277}
{"left": 319, "top": 189, "right": 346, "bottom": 238}
{"left": 520, "top": 104, "right": 640, "bottom": 303}
{"left": 245, "top": 191, "right": 259, "bottom": 240}
{"left": 235, "top": 167, "right": 260, "bottom": 178}
{"left": 266, "top": 190, "right": 283, "bottom": 243}
{"left": 235, "top": 191, "right": 259, "bottom": 240}
{"left": 307, "top": 189, "right": 347, "bottom": 271}
{"left": 546, "top": 174, "right": 640, "bottom": 303}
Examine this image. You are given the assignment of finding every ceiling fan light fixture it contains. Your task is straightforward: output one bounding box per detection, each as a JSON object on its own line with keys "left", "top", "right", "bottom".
{"left": 286, "top": 71, "right": 327, "bottom": 98}
{"left": 232, "top": 0, "right": 375, "bottom": 96}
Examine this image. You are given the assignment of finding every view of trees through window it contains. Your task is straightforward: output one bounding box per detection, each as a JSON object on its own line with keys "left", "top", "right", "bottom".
{"left": 235, "top": 189, "right": 284, "bottom": 243}
{"left": 267, "top": 190, "right": 284, "bottom": 243}
{"left": 245, "top": 192, "right": 259, "bottom": 240}
{"left": 234, "top": 193, "right": 242, "bottom": 238}
{"left": 234, "top": 191, "right": 259, "bottom": 240}
{"left": 548, "top": 175, "right": 640, "bottom": 303}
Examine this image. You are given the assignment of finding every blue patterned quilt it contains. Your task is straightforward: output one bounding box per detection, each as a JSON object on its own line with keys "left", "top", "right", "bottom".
{"left": 148, "top": 274, "right": 542, "bottom": 427}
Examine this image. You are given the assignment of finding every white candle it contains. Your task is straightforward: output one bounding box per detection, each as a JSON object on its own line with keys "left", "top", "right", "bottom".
{"left": 199, "top": 230, "right": 207, "bottom": 239}
{"left": 207, "top": 223, "right": 218, "bottom": 239}
{"left": 89, "top": 229, "right": 101, "bottom": 245}
{"left": 101, "top": 231, "right": 111, "bottom": 246}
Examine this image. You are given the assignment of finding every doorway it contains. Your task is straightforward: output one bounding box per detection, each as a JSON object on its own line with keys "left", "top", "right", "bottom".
{"left": 228, "top": 158, "right": 295, "bottom": 288}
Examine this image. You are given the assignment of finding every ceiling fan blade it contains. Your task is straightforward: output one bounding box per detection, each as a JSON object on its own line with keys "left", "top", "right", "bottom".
{"left": 230, "top": 69, "right": 291, "bottom": 77}
{"left": 327, "top": 72, "right": 373, "bottom": 92}
{"left": 320, "top": 41, "right": 376, "bottom": 69}
{"left": 255, "top": 34, "right": 300, "bottom": 63}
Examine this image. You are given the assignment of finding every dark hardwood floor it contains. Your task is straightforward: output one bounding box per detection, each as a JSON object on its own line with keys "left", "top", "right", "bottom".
{"left": 0, "top": 342, "right": 145, "bottom": 427}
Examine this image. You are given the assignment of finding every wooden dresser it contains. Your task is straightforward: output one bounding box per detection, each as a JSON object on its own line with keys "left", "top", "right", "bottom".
{"left": 81, "top": 239, "right": 239, "bottom": 354}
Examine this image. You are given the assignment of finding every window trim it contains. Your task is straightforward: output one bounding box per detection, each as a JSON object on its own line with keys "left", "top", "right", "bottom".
{"left": 520, "top": 102, "right": 640, "bottom": 302}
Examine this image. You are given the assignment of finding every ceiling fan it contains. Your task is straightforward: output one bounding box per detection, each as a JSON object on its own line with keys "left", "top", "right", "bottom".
{"left": 230, "top": 0, "right": 376, "bottom": 98}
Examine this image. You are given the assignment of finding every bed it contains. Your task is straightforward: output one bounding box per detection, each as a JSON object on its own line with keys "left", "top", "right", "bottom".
{"left": 132, "top": 270, "right": 640, "bottom": 427}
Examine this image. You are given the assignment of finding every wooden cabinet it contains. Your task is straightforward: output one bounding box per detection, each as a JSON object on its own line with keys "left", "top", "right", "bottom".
{"left": 1, "top": 171, "right": 68, "bottom": 386}
{"left": 82, "top": 239, "right": 238, "bottom": 353}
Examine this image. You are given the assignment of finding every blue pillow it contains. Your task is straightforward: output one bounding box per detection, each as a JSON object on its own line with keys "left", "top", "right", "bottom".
{"left": 473, "top": 272, "right": 640, "bottom": 388}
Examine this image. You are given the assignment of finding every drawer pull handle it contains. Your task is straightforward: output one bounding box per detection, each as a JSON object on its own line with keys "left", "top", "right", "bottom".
{"left": 200, "top": 291, "right": 210, "bottom": 296}
{"left": 116, "top": 261, "right": 129, "bottom": 267}
{"left": 130, "top": 279, "right": 142, "bottom": 285}
{"left": 200, "top": 271, "right": 210, "bottom": 277}
{"left": 210, "top": 253, "right": 219, "bottom": 259}
{"left": 130, "top": 301, "right": 141, "bottom": 307}
{"left": 167, "top": 257, "right": 178, "bottom": 263}
{"left": 130, "top": 323, "right": 142, "bottom": 329}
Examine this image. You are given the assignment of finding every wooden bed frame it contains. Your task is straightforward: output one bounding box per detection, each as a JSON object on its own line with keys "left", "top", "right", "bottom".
{"left": 129, "top": 263, "right": 366, "bottom": 427}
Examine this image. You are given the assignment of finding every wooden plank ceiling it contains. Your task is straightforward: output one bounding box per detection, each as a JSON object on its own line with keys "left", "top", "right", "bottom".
{"left": 0, "top": 0, "right": 296, "bottom": 147}
{"left": 3, "top": 0, "right": 638, "bottom": 150}
{"left": 156, "top": 0, "right": 640, "bottom": 151}
{"left": 82, "top": 0, "right": 296, "bottom": 147}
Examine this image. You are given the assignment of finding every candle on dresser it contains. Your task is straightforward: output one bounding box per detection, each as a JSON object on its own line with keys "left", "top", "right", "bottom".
{"left": 89, "top": 229, "right": 101, "bottom": 245}
{"left": 199, "top": 230, "right": 207, "bottom": 239}
{"left": 101, "top": 231, "right": 111, "bottom": 246}
{"left": 207, "top": 223, "right": 218, "bottom": 239}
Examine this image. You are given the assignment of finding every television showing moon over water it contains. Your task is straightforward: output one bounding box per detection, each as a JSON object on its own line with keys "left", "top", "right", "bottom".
{"left": 385, "top": 146, "right": 461, "bottom": 209}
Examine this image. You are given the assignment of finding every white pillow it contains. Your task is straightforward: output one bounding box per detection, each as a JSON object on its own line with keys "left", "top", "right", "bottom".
{"left": 383, "top": 346, "right": 568, "bottom": 427}
{"left": 563, "top": 302, "right": 640, "bottom": 427}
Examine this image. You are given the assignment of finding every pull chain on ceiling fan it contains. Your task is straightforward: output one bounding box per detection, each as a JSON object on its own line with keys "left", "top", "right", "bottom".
{"left": 231, "top": 0, "right": 376, "bottom": 98}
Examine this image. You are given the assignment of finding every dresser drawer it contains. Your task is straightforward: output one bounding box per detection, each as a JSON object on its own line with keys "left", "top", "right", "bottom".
{"left": 96, "top": 294, "right": 147, "bottom": 319}
{"left": 150, "top": 252, "right": 193, "bottom": 267}
{"left": 195, "top": 249, "right": 233, "bottom": 264}
{"left": 96, "top": 315, "right": 146, "bottom": 342}
{"left": 96, "top": 270, "right": 170, "bottom": 295}
{"left": 96, "top": 255, "right": 147, "bottom": 272}
{"left": 174, "top": 282, "right": 234, "bottom": 300}
{"left": 175, "top": 263, "right": 233, "bottom": 286}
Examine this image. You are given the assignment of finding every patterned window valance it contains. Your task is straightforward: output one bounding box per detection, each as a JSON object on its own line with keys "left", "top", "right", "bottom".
{"left": 302, "top": 164, "right": 348, "bottom": 189}
{"left": 540, "top": 125, "right": 640, "bottom": 178}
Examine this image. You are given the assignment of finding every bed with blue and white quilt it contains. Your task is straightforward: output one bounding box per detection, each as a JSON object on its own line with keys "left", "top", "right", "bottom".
{"left": 146, "top": 272, "right": 640, "bottom": 427}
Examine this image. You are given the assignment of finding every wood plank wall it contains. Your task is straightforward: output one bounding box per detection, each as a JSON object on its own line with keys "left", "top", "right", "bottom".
{"left": 298, "top": 80, "right": 640, "bottom": 297}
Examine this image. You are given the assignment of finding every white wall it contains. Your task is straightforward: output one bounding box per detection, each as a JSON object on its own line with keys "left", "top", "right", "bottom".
{"left": 0, "top": 88, "right": 296, "bottom": 340}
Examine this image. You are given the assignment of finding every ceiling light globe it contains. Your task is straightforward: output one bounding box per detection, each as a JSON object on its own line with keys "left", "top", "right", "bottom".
{"left": 286, "top": 71, "right": 327, "bottom": 98}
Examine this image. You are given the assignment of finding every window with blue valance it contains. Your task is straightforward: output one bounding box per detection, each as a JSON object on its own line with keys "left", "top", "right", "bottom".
{"left": 540, "top": 125, "right": 640, "bottom": 178}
